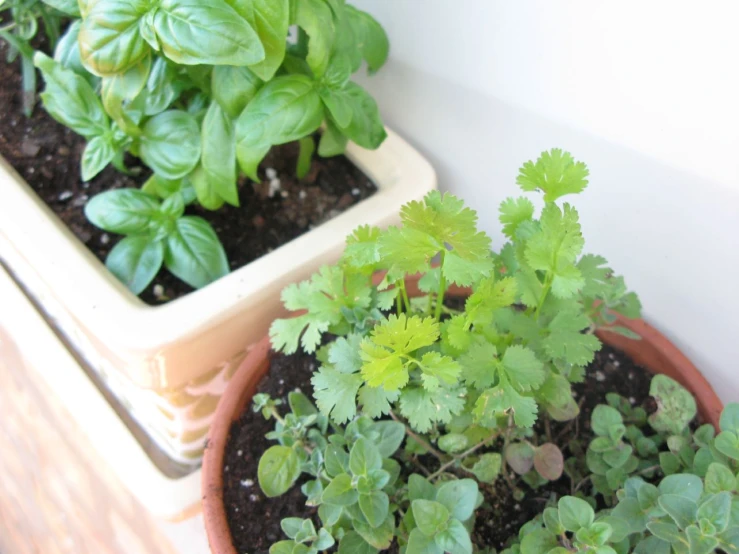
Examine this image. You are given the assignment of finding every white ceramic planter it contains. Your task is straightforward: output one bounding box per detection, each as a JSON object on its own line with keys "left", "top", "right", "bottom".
{"left": 0, "top": 128, "right": 436, "bottom": 466}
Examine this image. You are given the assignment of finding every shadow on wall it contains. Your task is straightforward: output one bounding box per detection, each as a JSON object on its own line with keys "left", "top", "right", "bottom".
{"left": 357, "top": 60, "right": 739, "bottom": 403}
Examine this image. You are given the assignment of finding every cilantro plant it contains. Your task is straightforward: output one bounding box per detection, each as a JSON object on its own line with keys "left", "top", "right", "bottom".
{"left": 252, "top": 150, "right": 647, "bottom": 553}
{"left": 503, "top": 381, "right": 739, "bottom": 554}
{"left": 0, "top": 0, "right": 67, "bottom": 115}
{"left": 30, "top": 0, "right": 388, "bottom": 294}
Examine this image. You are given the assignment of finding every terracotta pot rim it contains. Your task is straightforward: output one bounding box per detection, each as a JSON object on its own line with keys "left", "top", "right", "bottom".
{"left": 201, "top": 279, "right": 723, "bottom": 554}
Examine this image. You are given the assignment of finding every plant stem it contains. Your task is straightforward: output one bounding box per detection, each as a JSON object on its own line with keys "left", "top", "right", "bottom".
{"left": 434, "top": 250, "right": 447, "bottom": 321}
{"left": 399, "top": 279, "right": 411, "bottom": 312}
{"left": 427, "top": 433, "right": 499, "bottom": 481}
{"left": 500, "top": 413, "right": 517, "bottom": 489}
{"left": 389, "top": 410, "right": 446, "bottom": 461}
{"left": 534, "top": 272, "right": 553, "bottom": 320}
{"left": 268, "top": 406, "right": 286, "bottom": 425}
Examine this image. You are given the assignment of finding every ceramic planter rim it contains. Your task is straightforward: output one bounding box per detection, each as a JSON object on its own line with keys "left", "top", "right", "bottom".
{"left": 201, "top": 278, "right": 723, "bottom": 554}
{"left": 0, "top": 127, "right": 437, "bottom": 389}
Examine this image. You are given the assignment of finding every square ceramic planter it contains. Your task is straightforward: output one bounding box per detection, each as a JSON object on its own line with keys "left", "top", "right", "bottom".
{"left": 0, "top": 127, "right": 436, "bottom": 466}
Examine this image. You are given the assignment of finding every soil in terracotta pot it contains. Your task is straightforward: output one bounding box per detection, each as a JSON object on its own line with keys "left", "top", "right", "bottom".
{"left": 0, "top": 39, "right": 377, "bottom": 306}
{"left": 221, "top": 344, "right": 660, "bottom": 553}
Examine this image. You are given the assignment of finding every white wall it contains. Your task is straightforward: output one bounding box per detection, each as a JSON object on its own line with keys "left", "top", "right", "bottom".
{"left": 352, "top": 0, "right": 739, "bottom": 401}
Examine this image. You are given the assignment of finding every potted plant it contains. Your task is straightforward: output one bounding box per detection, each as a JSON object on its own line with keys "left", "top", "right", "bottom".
{"left": 0, "top": 0, "right": 435, "bottom": 464}
{"left": 202, "top": 149, "right": 726, "bottom": 553}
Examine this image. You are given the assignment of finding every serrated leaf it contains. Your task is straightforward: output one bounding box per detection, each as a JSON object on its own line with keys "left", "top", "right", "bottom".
{"left": 460, "top": 341, "right": 499, "bottom": 390}
{"left": 648, "top": 374, "right": 697, "bottom": 435}
{"left": 311, "top": 366, "right": 362, "bottom": 424}
{"left": 344, "top": 225, "right": 382, "bottom": 267}
{"left": 358, "top": 385, "right": 399, "bottom": 419}
{"left": 399, "top": 386, "right": 465, "bottom": 433}
{"left": 543, "top": 311, "right": 601, "bottom": 366}
{"left": 501, "top": 345, "right": 545, "bottom": 392}
{"left": 473, "top": 376, "right": 538, "bottom": 428}
{"left": 516, "top": 148, "right": 589, "bottom": 202}
{"left": 499, "top": 196, "right": 535, "bottom": 239}
{"left": 419, "top": 351, "right": 462, "bottom": 392}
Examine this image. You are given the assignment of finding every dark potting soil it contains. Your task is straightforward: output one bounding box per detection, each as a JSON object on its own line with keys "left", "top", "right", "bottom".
{"left": 0, "top": 41, "right": 377, "bottom": 306}
{"left": 221, "top": 343, "right": 661, "bottom": 554}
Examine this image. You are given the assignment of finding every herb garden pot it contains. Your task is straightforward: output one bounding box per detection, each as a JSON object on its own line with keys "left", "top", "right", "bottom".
{"left": 201, "top": 275, "right": 722, "bottom": 554}
{"left": 0, "top": 128, "right": 436, "bottom": 466}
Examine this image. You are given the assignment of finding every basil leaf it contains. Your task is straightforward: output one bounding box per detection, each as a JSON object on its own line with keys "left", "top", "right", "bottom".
{"left": 81, "top": 135, "right": 117, "bottom": 181}
{"left": 34, "top": 52, "right": 110, "bottom": 139}
{"left": 54, "top": 21, "right": 97, "bottom": 86}
{"left": 244, "top": 0, "right": 290, "bottom": 81}
{"left": 236, "top": 74, "right": 322, "bottom": 149}
{"left": 211, "top": 65, "right": 262, "bottom": 119}
{"left": 296, "top": 0, "right": 335, "bottom": 77}
{"left": 164, "top": 216, "right": 229, "bottom": 288}
{"left": 318, "top": 118, "right": 348, "bottom": 157}
{"left": 142, "top": 56, "right": 181, "bottom": 116}
{"left": 337, "top": 81, "right": 386, "bottom": 149}
{"left": 85, "top": 189, "right": 160, "bottom": 234}
{"left": 345, "top": 6, "right": 389, "bottom": 74}
{"left": 101, "top": 53, "right": 151, "bottom": 133}
{"left": 41, "top": 0, "right": 81, "bottom": 16}
{"left": 236, "top": 144, "right": 270, "bottom": 182}
{"left": 152, "top": 0, "right": 265, "bottom": 66}
{"left": 200, "top": 102, "right": 238, "bottom": 207}
{"left": 190, "top": 166, "right": 224, "bottom": 211}
{"left": 139, "top": 110, "right": 201, "bottom": 180}
{"left": 106, "top": 235, "right": 164, "bottom": 294}
{"left": 320, "top": 87, "right": 353, "bottom": 128}
{"left": 78, "top": 0, "right": 151, "bottom": 76}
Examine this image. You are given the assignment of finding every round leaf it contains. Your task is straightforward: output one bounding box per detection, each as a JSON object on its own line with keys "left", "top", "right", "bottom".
{"left": 349, "top": 437, "right": 382, "bottom": 475}
{"left": 439, "top": 433, "right": 469, "bottom": 454}
{"left": 505, "top": 442, "right": 535, "bottom": 475}
{"left": 470, "top": 453, "right": 502, "bottom": 483}
{"left": 534, "top": 443, "right": 565, "bottom": 481}
{"left": 558, "top": 496, "right": 595, "bottom": 532}
{"left": 358, "top": 491, "right": 389, "bottom": 529}
{"left": 257, "top": 445, "right": 300, "bottom": 497}
{"left": 411, "top": 500, "right": 449, "bottom": 537}
{"left": 434, "top": 519, "right": 472, "bottom": 554}
{"left": 436, "top": 479, "right": 478, "bottom": 522}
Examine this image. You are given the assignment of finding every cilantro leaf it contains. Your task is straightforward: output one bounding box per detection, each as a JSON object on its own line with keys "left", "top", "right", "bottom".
{"left": 515, "top": 268, "right": 543, "bottom": 308}
{"left": 378, "top": 226, "right": 440, "bottom": 279}
{"left": 344, "top": 225, "right": 382, "bottom": 268}
{"left": 516, "top": 149, "right": 589, "bottom": 202}
{"left": 499, "top": 197, "right": 535, "bottom": 239}
{"left": 360, "top": 314, "right": 440, "bottom": 391}
{"left": 443, "top": 252, "right": 495, "bottom": 287}
{"left": 577, "top": 254, "right": 611, "bottom": 298}
{"left": 501, "top": 345, "right": 545, "bottom": 392}
{"left": 460, "top": 340, "right": 499, "bottom": 390}
{"left": 399, "top": 385, "right": 466, "bottom": 433}
{"left": 358, "top": 385, "right": 400, "bottom": 418}
{"left": 328, "top": 334, "right": 363, "bottom": 374}
{"left": 418, "top": 351, "right": 461, "bottom": 392}
{"left": 270, "top": 266, "right": 372, "bottom": 353}
{"left": 473, "top": 375, "right": 538, "bottom": 428}
{"left": 464, "top": 275, "right": 517, "bottom": 323}
{"left": 443, "top": 315, "right": 472, "bottom": 352}
{"left": 312, "top": 367, "right": 362, "bottom": 424}
{"left": 543, "top": 311, "right": 601, "bottom": 366}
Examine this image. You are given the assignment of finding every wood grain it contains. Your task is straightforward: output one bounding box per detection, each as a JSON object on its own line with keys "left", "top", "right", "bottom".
{"left": 0, "top": 324, "right": 179, "bottom": 554}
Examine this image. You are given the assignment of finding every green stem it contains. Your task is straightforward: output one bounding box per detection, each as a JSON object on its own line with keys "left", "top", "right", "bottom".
{"left": 434, "top": 250, "right": 447, "bottom": 321}
{"left": 268, "top": 406, "right": 286, "bottom": 425}
{"left": 389, "top": 410, "right": 446, "bottom": 461}
{"left": 399, "top": 279, "right": 411, "bottom": 312}
{"left": 533, "top": 272, "right": 553, "bottom": 320}
{"left": 427, "top": 432, "right": 499, "bottom": 481}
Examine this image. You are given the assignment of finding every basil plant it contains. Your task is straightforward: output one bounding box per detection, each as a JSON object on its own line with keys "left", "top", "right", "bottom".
{"left": 32, "top": 0, "right": 389, "bottom": 294}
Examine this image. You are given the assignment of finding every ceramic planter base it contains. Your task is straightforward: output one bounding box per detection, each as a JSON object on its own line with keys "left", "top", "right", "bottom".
{"left": 0, "top": 263, "right": 202, "bottom": 520}
{"left": 0, "top": 128, "right": 436, "bottom": 464}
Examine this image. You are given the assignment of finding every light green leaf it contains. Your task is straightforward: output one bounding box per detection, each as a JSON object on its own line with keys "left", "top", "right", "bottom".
{"left": 211, "top": 65, "right": 262, "bottom": 118}
{"left": 350, "top": 437, "right": 382, "bottom": 475}
{"left": 471, "top": 453, "right": 502, "bottom": 483}
{"left": 311, "top": 366, "right": 361, "bottom": 424}
{"left": 705, "top": 463, "right": 736, "bottom": 494}
{"left": 436, "top": 479, "right": 478, "bottom": 521}
{"left": 322, "top": 473, "right": 358, "bottom": 506}
{"left": 720, "top": 403, "right": 739, "bottom": 433}
{"left": 244, "top": 0, "right": 290, "bottom": 80}
{"left": 345, "top": 6, "right": 388, "bottom": 74}
{"left": 77, "top": 0, "right": 151, "bottom": 76}
{"left": 371, "top": 421, "right": 405, "bottom": 458}
{"left": 106, "top": 235, "right": 164, "bottom": 294}
{"left": 516, "top": 148, "right": 589, "bottom": 202}
{"left": 406, "top": 528, "right": 443, "bottom": 554}
{"left": 164, "top": 216, "right": 229, "bottom": 288}
{"left": 558, "top": 496, "right": 595, "bottom": 532}
{"left": 435, "top": 519, "right": 472, "bottom": 554}
{"left": 200, "top": 101, "right": 238, "bottom": 207}
{"left": 520, "top": 528, "right": 559, "bottom": 554}
{"left": 258, "top": 445, "right": 300, "bottom": 497}
{"left": 501, "top": 345, "right": 545, "bottom": 392}
{"left": 697, "top": 492, "right": 732, "bottom": 532}
{"left": 659, "top": 473, "right": 704, "bottom": 502}
{"left": 152, "top": 0, "right": 265, "bottom": 66}
{"left": 318, "top": 118, "right": 348, "bottom": 156}
{"left": 648, "top": 374, "right": 697, "bottom": 435}
{"left": 338, "top": 531, "right": 378, "bottom": 554}
{"left": 34, "top": 52, "right": 109, "bottom": 138}
{"left": 658, "top": 494, "right": 698, "bottom": 529}
{"left": 359, "top": 491, "right": 389, "bottom": 528}
{"left": 81, "top": 135, "right": 117, "bottom": 181}
{"left": 439, "top": 433, "right": 469, "bottom": 454}
{"left": 499, "top": 196, "right": 535, "bottom": 239}
{"left": 412, "top": 500, "right": 449, "bottom": 536}
{"left": 335, "top": 82, "right": 386, "bottom": 149}
{"left": 295, "top": 0, "right": 335, "bottom": 77}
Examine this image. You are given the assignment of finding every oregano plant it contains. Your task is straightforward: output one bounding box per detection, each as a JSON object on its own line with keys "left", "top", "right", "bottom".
{"left": 252, "top": 149, "right": 654, "bottom": 553}
{"left": 30, "top": 0, "right": 389, "bottom": 293}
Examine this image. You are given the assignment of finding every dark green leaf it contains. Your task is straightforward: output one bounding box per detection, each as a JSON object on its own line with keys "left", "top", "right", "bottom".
{"left": 211, "top": 65, "right": 262, "bottom": 118}
{"left": 106, "top": 235, "right": 164, "bottom": 294}
{"left": 164, "top": 216, "right": 229, "bottom": 288}
{"left": 85, "top": 188, "right": 160, "bottom": 234}
{"left": 81, "top": 135, "right": 117, "bottom": 181}
{"left": 140, "top": 110, "right": 201, "bottom": 180}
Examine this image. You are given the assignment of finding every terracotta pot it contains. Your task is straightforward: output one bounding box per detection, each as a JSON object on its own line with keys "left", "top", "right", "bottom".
{"left": 201, "top": 277, "right": 722, "bottom": 554}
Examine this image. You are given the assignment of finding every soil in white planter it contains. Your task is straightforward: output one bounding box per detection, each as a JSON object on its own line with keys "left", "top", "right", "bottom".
{"left": 0, "top": 40, "right": 377, "bottom": 306}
